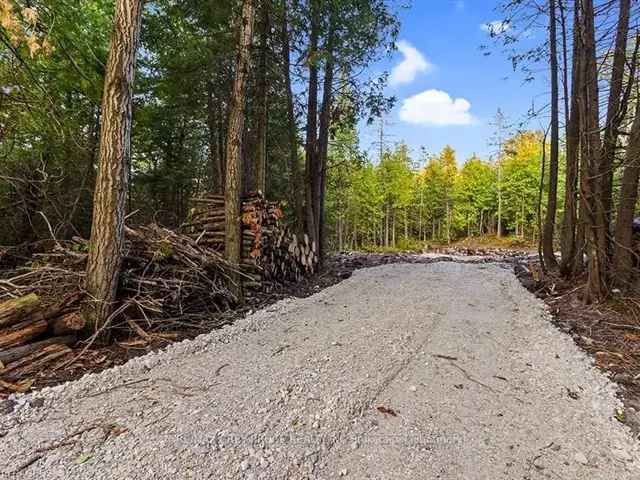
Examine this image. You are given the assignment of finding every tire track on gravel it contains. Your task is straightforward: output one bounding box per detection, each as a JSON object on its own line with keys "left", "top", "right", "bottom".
{"left": 0, "top": 262, "right": 639, "bottom": 480}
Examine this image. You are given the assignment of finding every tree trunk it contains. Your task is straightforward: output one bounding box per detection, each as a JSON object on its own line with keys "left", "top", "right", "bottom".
{"left": 580, "top": 0, "right": 606, "bottom": 302}
{"left": 207, "top": 80, "right": 224, "bottom": 194}
{"left": 559, "top": 0, "right": 581, "bottom": 276}
{"left": 254, "top": 0, "right": 270, "bottom": 194}
{"left": 405, "top": 209, "right": 409, "bottom": 239}
{"left": 612, "top": 106, "right": 640, "bottom": 289}
{"left": 280, "top": 0, "right": 305, "bottom": 231}
{"left": 497, "top": 161, "right": 502, "bottom": 238}
{"left": 316, "top": 20, "right": 336, "bottom": 263}
{"left": 385, "top": 203, "right": 390, "bottom": 246}
{"left": 542, "top": 0, "right": 560, "bottom": 270}
{"left": 599, "top": 0, "right": 631, "bottom": 230}
{"left": 217, "top": 103, "right": 226, "bottom": 188}
{"left": 446, "top": 202, "right": 451, "bottom": 244}
{"left": 392, "top": 213, "right": 396, "bottom": 247}
{"left": 304, "top": 0, "right": 320, "bottom": 247}
{"left": 225, "top": 0, "right": 255, "bottom": 301}
{"left": 83, "top": 0, "right": 143, "bottom": 337}
{"left": 0, "top": 336, "right": 76, "bottom": 365}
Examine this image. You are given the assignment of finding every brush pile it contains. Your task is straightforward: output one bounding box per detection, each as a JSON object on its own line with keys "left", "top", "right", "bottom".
{"left": 0, "top": 193, "right": 319, "bottom": 394}
{"left": 0, "top": 224, "right": 240, "bottom": 393}
{"left": 183, "top": 192, "right": 318, "bottom": 289}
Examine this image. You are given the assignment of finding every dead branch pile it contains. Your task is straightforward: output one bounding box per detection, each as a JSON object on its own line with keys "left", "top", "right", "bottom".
{"left": 0, "top": 224, "right": 241, "bottom": 393}
{"left": 183, "top": 192, "right": 317, "bottom": 289}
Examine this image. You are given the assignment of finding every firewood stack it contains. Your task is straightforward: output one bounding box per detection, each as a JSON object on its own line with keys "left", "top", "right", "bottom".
{"left": 0, "top": 293, "right": 82, "bottom": 392}
{"left": 0, "top": 224, "right": 243, "bottom": 394}
{"left": 182, "top": 192, "right": 318, "bottom": 289}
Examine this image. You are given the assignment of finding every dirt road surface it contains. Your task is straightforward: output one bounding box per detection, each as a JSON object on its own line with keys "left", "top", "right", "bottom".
{"left": 1, "top": 262, "right": 639, "bottom": 479}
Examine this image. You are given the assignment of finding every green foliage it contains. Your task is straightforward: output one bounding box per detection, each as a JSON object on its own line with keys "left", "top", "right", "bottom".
{"left": 453, "top": 155, "right": 496, "bottom": 236}
{"left": 326, "top": 130, "right": 552, "bottom": 251}
{"left": 0, "top": 0, "right": 399, "bottom": 245}
{"left": 500, "top": 132, "right": 544, "bottom": 237}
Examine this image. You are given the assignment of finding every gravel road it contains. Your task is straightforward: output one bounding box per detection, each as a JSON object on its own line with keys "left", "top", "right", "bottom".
{"left": 1, "top": 262, "right": 639, "bottom": 479}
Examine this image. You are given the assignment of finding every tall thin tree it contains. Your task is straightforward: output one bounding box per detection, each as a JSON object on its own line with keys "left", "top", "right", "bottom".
{"left": 579, "top": 0, "right": 606, "bottom": 301}
{"left": 280, "top": 0, "right": 305, "bottom": 231}
{"left": 304, "top": 0, "right": 320, "bottom": 246}
{"left": 542, "top": 0, "right": 560, "bottom": 270}
{"left": 613, "top": 105, "right": 640, "bottom": 289}
{"left": 559, "top": 0, "right": 582, "bottom": 276}
{"left": 225, "top": 0, "right": 255, "bottom": 300}
{"left": 83, "top": 0, "right": 144, "bottom": 336}
{"left": 316, "top": 16, "right": 337, "bottom": 262}
{"left": 254, "top": 0, "right": 270, "bottom": 194}
{"left": 599, "top": 0, "right": 631, "bottom": 229}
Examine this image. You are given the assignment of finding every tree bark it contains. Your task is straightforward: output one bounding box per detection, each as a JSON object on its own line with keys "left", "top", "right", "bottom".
{"left": 225, "top": 0, "right": 255, "bottom": 301}
{"left": 579, "top": 0, "right": 606, "bottom": 302}
{"left": 0, "top": 294, "right": 41, "bottom": 329}
{"left": 83, "top": 0, "right": 143, "bottom": 337}
{"left": 0, "top": 335, "right": 75, "bottom": 365}
{"left": 0, "top": 319, "right": 47, "bottom": 349}
{"left": 542, "top": 0, "right": 560, "bottom": 270}
{"left": 599, "top": 0, "right": 631, "bottom": 228}
{"left": 280, "top": 0, "right": 305, "bottom": 231}
{"left": 207, "top": 80, "right": 224, "bottom": 194}
{"left": 304, "top": 0, "right": 320, "bottom": 247}
{"left": 254, "top": 0, "right": 270, "bottom": 194}
{"left": 559, "top": 0, "right": 582, "bottom": 276}
{"left": 316, "top": 20, "right": 336, "bottom": 263}
{"left": 612, "top": 106, "right": 640, "bottom": 289}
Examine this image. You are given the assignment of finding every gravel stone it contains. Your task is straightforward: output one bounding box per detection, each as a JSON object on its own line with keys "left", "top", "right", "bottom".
{"left": 0, "top": 262, "right": 639, "bottom": 479}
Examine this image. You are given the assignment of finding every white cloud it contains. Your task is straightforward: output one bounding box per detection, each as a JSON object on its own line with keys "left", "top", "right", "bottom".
{"left": 481, "top": 20, "right": 510, "bottom": 35}
{"left": 389, "top": 40, "right": 432, "bottom": 87}
{"left": 399, "top": 89, "right": 475, "bottom": 126}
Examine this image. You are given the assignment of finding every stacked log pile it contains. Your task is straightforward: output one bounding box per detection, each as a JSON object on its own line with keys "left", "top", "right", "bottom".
{"left": 0, "top": 293, "right": 82, "bottom": 392}
{"left": 0, "top": 195, "right": 319, "bottom": 394}
{"left": 183, "top": 192, "right": 317, "bottom": 289}
{"left": 0, "top": 224, "right": 241, "bottom": 393}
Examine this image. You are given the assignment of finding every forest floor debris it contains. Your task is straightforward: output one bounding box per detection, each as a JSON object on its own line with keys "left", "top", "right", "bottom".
{"left": 0, "top": 224, "right": 241, "bottom": 397}
{"left": 516, "top": 263, "right": 640, "bottom": 438}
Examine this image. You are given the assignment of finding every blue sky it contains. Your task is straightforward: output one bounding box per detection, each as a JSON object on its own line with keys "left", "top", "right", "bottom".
{"left": 359, "top": 0, "right": 550, "bottom": 164}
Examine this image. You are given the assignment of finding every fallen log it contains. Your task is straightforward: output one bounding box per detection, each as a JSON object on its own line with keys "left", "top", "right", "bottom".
{"left": 0, "top": 335, "right": 76, "bottom": 364}
{"left": 48, "top": 312, "right": 85, "bottom": 336}
{"left": 0, "top": 319, "right": 48, "bottom": 350}
{"left": 0, "top": 293, "right": 41, "bottom": 328}
{"left": 1, "top": 344, "right": 72, "bottom": 381}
